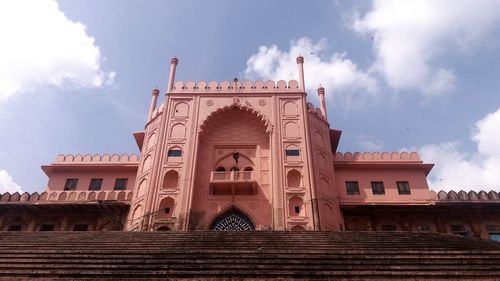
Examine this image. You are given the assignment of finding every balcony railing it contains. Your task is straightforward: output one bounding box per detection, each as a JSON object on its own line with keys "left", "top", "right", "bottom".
{"left": 209, "top": 171, "right": 257, "bottom": 195}
{"left": 210, "top": 171, "right": 254, "bottom": 182}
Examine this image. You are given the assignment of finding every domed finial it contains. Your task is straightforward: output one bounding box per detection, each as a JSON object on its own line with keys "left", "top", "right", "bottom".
{"left": 317, "top": 85, "right": 325, "bottom": 95}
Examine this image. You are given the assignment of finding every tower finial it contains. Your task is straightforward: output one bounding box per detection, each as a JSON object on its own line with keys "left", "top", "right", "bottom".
{"left": 167, "top": 56, "right": 179, "bottom": 93}
{"left": 317, "top": 86, "right": 327, "bottom": 122}
{"left": 296, "top": 55, "right": 305, "bottom": 92}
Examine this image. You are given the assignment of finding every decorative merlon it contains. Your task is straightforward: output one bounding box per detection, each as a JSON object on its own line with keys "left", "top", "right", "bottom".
{"left": 437, "top": 190, "right": 500, "bottom": 201}
{"left": 0, "top": 190, "right": 133, "bottom": 203}
{"left": 170, "top": 80, "right": 300, "bottom": 93}
{"left": 54, "top": 154, "right": 140, "bottom": 164}
{"left": 334, "top": 151, "right": 421, "bottom": 161}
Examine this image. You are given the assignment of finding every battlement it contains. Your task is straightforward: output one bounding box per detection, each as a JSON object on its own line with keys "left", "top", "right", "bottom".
{"left": 437, "top": 190, "right": 500, "bottom": 202}
{"left": 307, "top": 102, "right": 327, "bottom": 121}
{"left": 54, "top": 154, "right": 139, "bottom": 164}
{"left": 0, "top": 190, "right": 133, "bottom": 203}
{"left": 170, "top": 80, "right": 301, "bottom": 94}
{"left": 334, "top": 151, "right": 421, "bottom": 162}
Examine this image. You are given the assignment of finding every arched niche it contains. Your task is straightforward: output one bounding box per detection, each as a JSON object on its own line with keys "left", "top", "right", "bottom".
{"left": 214, "top": 152, "right": 254, "bottom": 172}
{"left": 289, "top": 196, "right": 304, "bottom": 217}
{"left": 170, "top": 123, "right": 186, "bottom": 139}
{"left": 37, "top": 220, "right": 58, "bottom": 231}
{"left": 284, "top": 122, "right": 299, "bottom": 138}
{"left": 291, "top": 225, "right": 305, "bottom": 231}
{"left": 2, "top": 219, "right": 23, "bottom": 231}
{"left": 162, "top": 170, "right": 179, "bottom": 190}
{"left": 287, "top": 169, "right": 301, "bottom": 188}
{"left": 142, "top": 155, "right": 152, "bottom": 173}
{"left": 137, "top": 179, "right": 147, "bottom": 198}
{"left": 377, "top": 219, "right": 400, "bottom": 231}
{"left": 146, "top": 132, "right": 157, "bottom": 150}
{"left": 132, "top": 204, "right": 143, "bottom": 221}
{"left": 209, "top": 208, "right": 255, "bottom": 231}
{"left": 315, "top": 131, "right": 324, "bottom": 145}
{"left": 411, "top": 220, "right": 436, "bottom": 232}
{"left": 173, "top": 102, "right": 189, "bottom": 117}
{"left": 158, "top": 197, "right": 175, "bottom": 218}
{"left": 283, "top": 101, "right": 298, "bottom": 116}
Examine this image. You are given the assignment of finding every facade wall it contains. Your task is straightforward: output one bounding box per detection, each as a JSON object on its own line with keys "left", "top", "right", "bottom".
{"left": 1, "top": 57, "right": 499, "bottom": 242}
{"left": 46, "top": 170, "right": 137, "bottom": 191}
{"left": 335, "top": 167, "right": 434, "bottom": 203}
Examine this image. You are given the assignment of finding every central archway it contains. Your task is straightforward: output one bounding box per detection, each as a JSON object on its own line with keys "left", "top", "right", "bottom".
{"left": 209, "top": 208, "right": 255, "bottom": 231}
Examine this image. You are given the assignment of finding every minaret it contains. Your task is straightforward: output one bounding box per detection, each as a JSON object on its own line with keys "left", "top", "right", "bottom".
{"left": 296, "top": 55, "right": 305, "bottom": 92}
{"left": 317, "top": 86, "right": 327, "bottom": 121}
{"left": 167, "top": 57, "right": 179, "bottom": 93}
{"left": 148, "top": 88, "right": 160, "bottom": 120}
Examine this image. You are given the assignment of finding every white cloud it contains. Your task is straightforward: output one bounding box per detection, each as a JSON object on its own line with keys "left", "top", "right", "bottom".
{"left": 419, "top": 107, "right": 500, "bottom": 191}
{"left": 0, "top": 0, "right": 114, "bottom": 102}
{"left": 358, "top": 139, "right": 384, "bottom": 151}
{"left": 354, "top": 0, "right": 500, "bottom": 95}
{"left": 0, "top": 170, "right": 22, "bottom": 194}
{"left": 244, "top": 37, "right": 377, "bottom": 106}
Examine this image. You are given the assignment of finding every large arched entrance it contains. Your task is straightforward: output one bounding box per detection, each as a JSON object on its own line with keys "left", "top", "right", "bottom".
{"left": 209, "top": 208, "right": 255, "bottom": 230}
{"left": 189, "top": 105, "right": 272, "bottom": 230}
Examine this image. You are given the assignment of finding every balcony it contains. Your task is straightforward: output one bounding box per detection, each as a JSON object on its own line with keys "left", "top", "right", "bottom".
{"left": 209, "top": 171, "right": 257, "bottom": 195}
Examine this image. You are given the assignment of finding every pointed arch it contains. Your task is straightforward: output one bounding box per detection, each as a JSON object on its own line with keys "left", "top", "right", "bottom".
{"left": 199, "top": 104, "right": 271, "bottom": 134}
{"left": 209, "top": 207, "right": 255, "bottom": 231}
{"left": 214, "top": 152, "right": 254, "bottom": 171}
{"left": 162, "top": 170, "right": 179, "bottom": 190}
{"left": 287, "top": 169, "right": 301, "bottom": 188}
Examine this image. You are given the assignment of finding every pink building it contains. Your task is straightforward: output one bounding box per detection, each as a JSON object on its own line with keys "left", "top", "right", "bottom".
{"left": 1, "top": 57, "right": 499, "bottom": 241}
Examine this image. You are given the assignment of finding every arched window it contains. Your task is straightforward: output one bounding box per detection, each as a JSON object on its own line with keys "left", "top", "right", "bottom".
{"left": 158, "top": 197, "right": 175, "bottom": 218}
{"left": 157, "top": 226, "right": 171, "bottom": 231}
{"left": 216, "top": 166, "right": 226, "bottom": 172}
{"left": 243, "top": 167, "right": 253, "bottom": 171}
{"left": 167, "top": 147, "right": 182, "bottom": 162}
{"left": 287, "top": 169, "right": 301, "bottom": 188}
{"left": 289, "top": 196, "right": 304, "bottom": 217}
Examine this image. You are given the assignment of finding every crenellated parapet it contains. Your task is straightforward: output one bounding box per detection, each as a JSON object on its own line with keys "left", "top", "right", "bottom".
{"left": 334, "top": 151, "right": 421, "bottom": 162}
{"left": 0, "top": 190, "right": 133, "bottom": 203}
{"left": 306, "top": 102, "right": 327, "bottom": 121}
{"left": 54, "top": 154, "right": 139, "bottom": 164}
{"left": 170, "top": 80, "right": 300, "bottom": 94}
{"left": 437, "top": 190, "right": 500, "bottom": 202}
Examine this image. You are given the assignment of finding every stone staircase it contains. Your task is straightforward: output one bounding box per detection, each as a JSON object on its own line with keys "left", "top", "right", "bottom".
{"left": 0, "top": 231, "right": 499, "bottom": 280}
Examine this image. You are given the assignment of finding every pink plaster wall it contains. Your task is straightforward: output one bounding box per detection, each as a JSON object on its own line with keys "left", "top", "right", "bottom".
{"left": 335, "top": 166, "right": 434, "bottom": 203}
{"left": 46, "top": 170, "right": 137, "bottom": 192}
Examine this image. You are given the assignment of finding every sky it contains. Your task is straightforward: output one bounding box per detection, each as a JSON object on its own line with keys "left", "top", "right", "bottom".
{"left": 0, "top": 0, "right": 500, "bottom": 193}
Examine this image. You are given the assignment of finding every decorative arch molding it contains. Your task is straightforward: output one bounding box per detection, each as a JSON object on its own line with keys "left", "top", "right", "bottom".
{"left": 209, "top": 207, "right": 255, "bottom": 231}
{"left": 214, "top": 152, "right": 255, "bottom": 170}
{"left": 199, "top": 103, "right": 272, "bottom": 134}
{"left": 173, "top": 102, "right": 189, "bottom": 117}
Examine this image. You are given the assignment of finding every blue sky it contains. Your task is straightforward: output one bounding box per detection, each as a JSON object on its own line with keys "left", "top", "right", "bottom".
{"left": 1, "top": 0, "right": 500, "bottom": 193}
